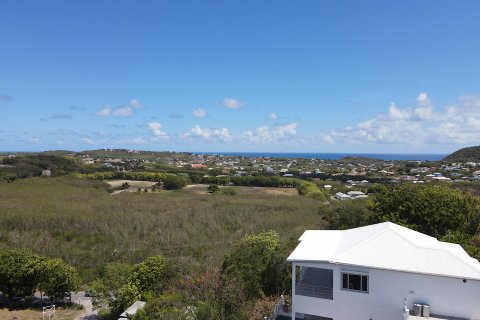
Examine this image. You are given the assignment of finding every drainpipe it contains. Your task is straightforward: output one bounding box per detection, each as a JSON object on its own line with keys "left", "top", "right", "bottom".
{"left": 291, "top": 262, "right": 296, "bottom": 320}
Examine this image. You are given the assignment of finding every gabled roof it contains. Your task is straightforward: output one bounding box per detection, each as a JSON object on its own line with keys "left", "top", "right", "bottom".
{"left": 287, "top": 222, "right": 480, "bottom": 280}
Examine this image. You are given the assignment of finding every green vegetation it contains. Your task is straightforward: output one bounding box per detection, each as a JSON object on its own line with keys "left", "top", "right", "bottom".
{"left": 0, "top": 249, "right": 80, "bottom": 299}
{"left": 443, "top": 145, "right": 480, "bottom": 162}
{"left": 223, "top": 231, "right": 289, "bottom": 299}
{"left": 320, "top": 183, "right": 480, "bottom": 259}
{"left": 297, "top": 181, "right": 328, "bottom": 200}
{"left": 0, "top": 155, "right": 84, "bottom": 181}
{"left": 0, "top": 177, "right": 320, "bottom": 283}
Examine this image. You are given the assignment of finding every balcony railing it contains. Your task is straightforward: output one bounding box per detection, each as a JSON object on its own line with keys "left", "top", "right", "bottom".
{"left": 295, "top": 282, "right": 333, "bottom": 300}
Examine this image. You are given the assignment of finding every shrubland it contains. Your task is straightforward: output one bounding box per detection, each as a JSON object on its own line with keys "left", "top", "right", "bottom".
{"left": 0, "top": 177, "right": 321, "bottom": 283}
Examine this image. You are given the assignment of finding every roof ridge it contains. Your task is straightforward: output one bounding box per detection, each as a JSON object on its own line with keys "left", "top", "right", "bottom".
{"left": 333, "top": 225, "right": 390, "bottom": 260}
{"left": 365, "top": 225, "right": 480, "bottom": 277}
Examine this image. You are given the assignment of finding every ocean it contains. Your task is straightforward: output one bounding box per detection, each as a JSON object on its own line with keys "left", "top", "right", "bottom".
{"left": 195, "top": 152, "right": 447, "bottom": 161}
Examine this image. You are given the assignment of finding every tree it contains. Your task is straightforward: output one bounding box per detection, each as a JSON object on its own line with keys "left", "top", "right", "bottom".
{"left": 130, "top": 256, "right": 171, "bottom": 296}
{"left": 371, "top": 184, "right": 480, "bottom": 238}
{"left": 0, "top": 249, "right": 42, "bottom": 297}
{"left": 183, "top": 268, "right": 246, "bottom": 320}
{"left": 207, "top": 184, "right": 220, "bottom": 193}
{"left": 0, "top": 249, "right": 80, "bottom": 301}
{"left": 162, "top": 174, "right": 187, "bottom": 190}
{"left": 38, "top": 258, "right": 81, "bottom": 301}
{"left": 320, "top": 199, "right": 373, "bottom": 230}
{"left": 90, "top": 263, "right": 133, "bottom": 310}
{"left": 109, "top": 283, "right": 141, "bottom": 316}
{"left": 131, "top": 291, "right": 190, "bottom": 320}
{"left": 223, "top": 231, "right": 287, "bottom": 299}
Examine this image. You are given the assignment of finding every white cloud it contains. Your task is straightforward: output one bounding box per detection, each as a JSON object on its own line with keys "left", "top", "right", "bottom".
{"left": 95, "top": 99, "right": 143, "bottom": 117}
{"left": 182, "top": 125, "right": 231, "bottom": 141}
{"left": 417, "top": 92, "right": 431, "bottom": 107}
{"left": 325, "top": 93, "right": 480, "bottom": 147}
{"left": 129, "top": 99, "right": 143, "bottom": 109}
{"left": 147, "top": 122, "right": 169, "bottom": 141}
{"left": 95, "top": 106, "right": 112, "bottom": 116}
{"left": 241, "top": 123, "right": 298, "bottom": 144}
{"left": 192, "top": 108, "right": 207, "bottom": 118}
{"left": 268, "top": 112, "right": 278, "bottom": 120}
{"left": 221, "top": 97, "right": 245, "bottom": 109}
{"left": 113, "top": 106, "right": 133, "bottom": 117}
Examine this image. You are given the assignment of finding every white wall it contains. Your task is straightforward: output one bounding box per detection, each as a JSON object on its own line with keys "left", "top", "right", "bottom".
{"left": 293, "top": 262, "right": 480, "bottom": 320}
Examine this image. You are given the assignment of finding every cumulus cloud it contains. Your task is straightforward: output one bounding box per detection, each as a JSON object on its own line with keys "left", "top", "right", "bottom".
{"left": 242, "top": 123, "right": 298, "bottom": 144}
{"left": 147, "top": 122, "right": 169, "bottom": 141}
{"left": 325, "top": 93, "right": 480, "bottom": 147}
{"left": 192, "top": 108, "right": 207, "bottom": 118}
{"left": 182, "top": 125, "right": 231, "bottom": 141}
{"left": 113, "top": 106, "right": 133, "bottom": 117}
{"left": 129, "top": 99, "right": 143, "bottom": 109}
{"left": 221, "top": 97, "right": 245, "bottom": 109}
{"left": 95, "top": 99, "right": 143, "bottom": 117}
{"left": 268, "top": 112, "right": 278, "bottom": 120}
{"left": 96, "top": 106, "right": 113, "bottom": 116}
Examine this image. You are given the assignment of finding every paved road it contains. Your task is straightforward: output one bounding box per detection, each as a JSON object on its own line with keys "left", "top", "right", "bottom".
{"left": 71, "top": 292, "right": 98, "bottom": 320}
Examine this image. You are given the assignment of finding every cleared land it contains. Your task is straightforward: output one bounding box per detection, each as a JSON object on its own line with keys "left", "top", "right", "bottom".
{"left": 184, "top": 184, "right": 298, "bottom": 195}
{"left": 0, "top": 177, "right": 321, "bottom": 281}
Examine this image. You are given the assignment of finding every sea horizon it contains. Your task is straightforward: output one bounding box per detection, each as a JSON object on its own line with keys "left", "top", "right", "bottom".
{"left": 195, "top": 152, "right": 447, "bottom": 161}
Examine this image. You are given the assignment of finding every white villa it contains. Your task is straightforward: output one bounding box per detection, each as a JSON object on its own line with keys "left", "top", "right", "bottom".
{"left": 287, "top": 222, "right": 480, "bottom": 320}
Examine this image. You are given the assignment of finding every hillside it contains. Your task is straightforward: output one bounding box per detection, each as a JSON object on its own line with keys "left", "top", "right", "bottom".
{"left": 443, "top": 146, "right": 480, "bottom": 163}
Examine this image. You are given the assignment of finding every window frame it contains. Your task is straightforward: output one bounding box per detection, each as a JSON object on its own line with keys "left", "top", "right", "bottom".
{"left": 341, "top": 271, "right": 369, "bottom": 294}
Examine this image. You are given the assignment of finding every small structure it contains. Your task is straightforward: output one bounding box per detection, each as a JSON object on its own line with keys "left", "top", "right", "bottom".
{"left": 41, "top": 170, "right": 52, "bottom": 177}
{"left": 335, "top": 192, "right": 351, "bottom": 200}
{"left": 42, "top": 305, "right": 55, "bottom": 320}
{"left": 118, "top": 300, "right": 146, "bottom": 319}
{"left": 323, "top": 185, "right": 332, "bottom": 190}
{"left": 345, "top": 190, "right": 368, "bottom": 199}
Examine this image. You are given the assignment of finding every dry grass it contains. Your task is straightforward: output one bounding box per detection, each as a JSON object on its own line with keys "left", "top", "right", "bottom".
{"left": 184, "top": 184, "right": 298, "bottom": 196}
{"left": 0, "top": 307, "right": 83, "bottom": 320}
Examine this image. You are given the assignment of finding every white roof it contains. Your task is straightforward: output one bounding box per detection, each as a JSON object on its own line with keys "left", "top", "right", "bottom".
{"left": 119, "top": 301, "right": 146, "bottom": 318}
{"left": 287, "top": 222, "right": 480, "bottom": 280}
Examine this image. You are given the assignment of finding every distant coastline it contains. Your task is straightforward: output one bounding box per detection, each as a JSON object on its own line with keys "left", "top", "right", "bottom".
{"left": 195, "top": 152, "right": 447, "bottom": 161}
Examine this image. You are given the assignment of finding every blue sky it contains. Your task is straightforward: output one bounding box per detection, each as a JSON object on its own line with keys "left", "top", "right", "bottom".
{"left": 1, "top": 1, "right": 480, "bottom": 153}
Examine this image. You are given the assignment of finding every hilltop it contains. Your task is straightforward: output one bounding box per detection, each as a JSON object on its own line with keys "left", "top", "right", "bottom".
{"left": 443, "top": 146, "right": 480, "bottom": 163}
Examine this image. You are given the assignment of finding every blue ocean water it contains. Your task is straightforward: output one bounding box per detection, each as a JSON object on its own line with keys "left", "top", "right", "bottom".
{"left": 196, "top": 152, "right": 447, "bottom": 161}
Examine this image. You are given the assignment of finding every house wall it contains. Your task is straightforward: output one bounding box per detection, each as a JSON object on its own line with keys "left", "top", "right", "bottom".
{"left": 292, "top": 262, "right": 480, "bottom": 320}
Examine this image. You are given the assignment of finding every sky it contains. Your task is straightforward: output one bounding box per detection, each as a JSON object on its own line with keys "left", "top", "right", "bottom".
{"left": 1, "top": 1, "right": 480, "bottom": 153}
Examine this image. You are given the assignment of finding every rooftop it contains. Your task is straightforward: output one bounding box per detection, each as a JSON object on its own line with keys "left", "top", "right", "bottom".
{"left": 287, "top": 222, "right": 480, "bottom": 280}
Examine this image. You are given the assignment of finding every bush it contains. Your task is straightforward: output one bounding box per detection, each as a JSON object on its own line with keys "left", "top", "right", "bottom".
{"left": 207, "top": 184, "right": 220, "bottom": 193}
{"left": 220, "top": 187, "right": 237, "bottom": 196}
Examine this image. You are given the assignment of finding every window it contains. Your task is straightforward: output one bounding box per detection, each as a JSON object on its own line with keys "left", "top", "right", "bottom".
{"left": 341, "top": 272, "right": 368, "bottom": 293}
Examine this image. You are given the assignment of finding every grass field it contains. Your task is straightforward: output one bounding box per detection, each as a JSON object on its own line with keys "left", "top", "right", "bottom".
{"left": 0, "top": 307, "right": 83, "bottom": 320}
{"left": 0, "top": 177, "right": 322, "bottom": 282}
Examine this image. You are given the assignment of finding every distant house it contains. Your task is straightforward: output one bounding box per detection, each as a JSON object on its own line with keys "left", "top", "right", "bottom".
{"left": 432, "top": 176, "right": 452, "bottom": 182}
{"left": 191, "top": 163, "right": 208, "bottom": 169}
{"left": 335, "top": 192, "right": 351, "bottom": 201}
{"left": 346, "top": 191, "right": 368, "bottom": 199}
{"left": 287, "top": 222, "right": 480, "bottom": 320}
